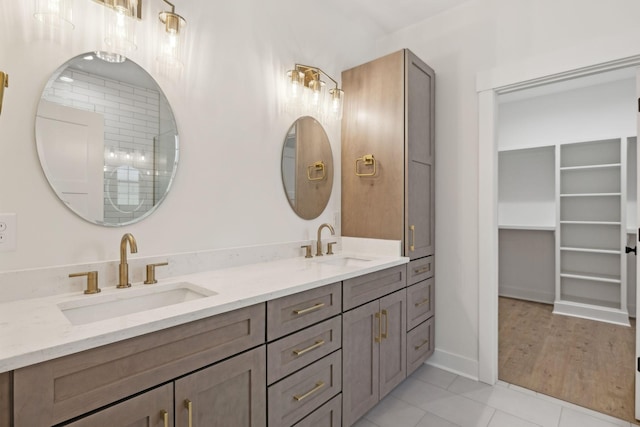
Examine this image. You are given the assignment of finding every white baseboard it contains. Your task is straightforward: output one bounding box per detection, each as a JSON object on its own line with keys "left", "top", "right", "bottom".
{"left": 426, "top": 348, "right": 479, "bottom": 381}
{"left": 499, "top": 286, "right": 554, "bottom": 305}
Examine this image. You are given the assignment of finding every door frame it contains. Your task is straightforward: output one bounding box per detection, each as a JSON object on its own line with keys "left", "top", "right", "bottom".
{"left": 477, "top": 54, "right": 640, "bottom": 385}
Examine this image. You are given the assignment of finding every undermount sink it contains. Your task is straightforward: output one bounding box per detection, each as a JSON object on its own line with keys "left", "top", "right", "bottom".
{"left": 58, "top": 282, "right": 217, "bottom": 325}
{"left": 312, "top": 255, "right": 373, "bottom": 268}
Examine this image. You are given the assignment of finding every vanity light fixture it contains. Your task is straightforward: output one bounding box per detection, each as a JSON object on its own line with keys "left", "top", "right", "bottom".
{"left": 95, "top": 0, "right": 140, "bottom": 63}
{"left": 285, "top": 64, "right": 344, "bottom": 121}
{"left": 33, "top": 0, "right": 75, "bottom": 29}
{"left": 157, "top": 0, "right": 187, "bottom": 75}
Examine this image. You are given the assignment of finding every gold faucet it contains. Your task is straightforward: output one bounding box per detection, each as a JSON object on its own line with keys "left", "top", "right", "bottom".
{"left": 316, "top": 223, "right": 335, "bottom": 256}
{"left": 118, "top": 233, "right": 138, "bottom": 288}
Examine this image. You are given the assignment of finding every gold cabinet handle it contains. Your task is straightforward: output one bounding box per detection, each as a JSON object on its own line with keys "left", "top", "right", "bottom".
{"left": 409, "top": 225, "right": 416, "bottom": 251}
{"left": 415, "top": 298, "right": 430, "bottom": 308}
{"left": 184, "top": 399, "right": 193, "bottom": 427}
{"left": 293, "top": 339, "right": 325, "bottom": 356}
{"left": 293, "top": 302, "right": 325, "bottom": 315}
{"left": 381, "top": 309, "right": 388, "bottom": 340}
{"left": 355, "top": 154, "right": 377, "bottom": 176}
{"left": 413, "top": 265, "right": 430, "bottom": 275}
{"left": 160, "top": 410, "right": 169, "bottom": 427}
{"left": 0, "top": 71, "right": 7, "bottom": 116}
{"left": 374, "top": 311, "right": 382, "bottom": 343}
{"left": 293, "top": 381, "right": 325, "bottom": 401}
{"left": 415, "top": 339, "right": 429, "bottom": 350}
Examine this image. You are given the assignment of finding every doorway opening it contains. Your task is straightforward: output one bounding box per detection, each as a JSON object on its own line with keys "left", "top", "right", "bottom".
{"left": 494, "top": 67, "right": 638, "bottom": 422}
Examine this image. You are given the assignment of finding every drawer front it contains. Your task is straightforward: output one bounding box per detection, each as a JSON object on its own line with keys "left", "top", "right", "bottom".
{"left": 268, "top": 350, "right": 342, "bottom": 427}
{"left": 267, "top": 282, "right": 341, "bottom": 341}
{"left": 292, "top": 393, "right": 341, "bottom": 427}
{"left": 407, "top": 317, "right": 434, "bottom": 376}
{"left": 267, "top": 316, "right": 342, "bottom": 385}
{"left": 408, "top": 256, "right": 434, "bottom": 285}
{"left": 13, "top": 303, "right": 266, "bottom": 427}
{"left": 406, "top": 277, "right": 434, "bottom": 330}
{"left": 343, "top": 265, "right": 406, "bottom": 310}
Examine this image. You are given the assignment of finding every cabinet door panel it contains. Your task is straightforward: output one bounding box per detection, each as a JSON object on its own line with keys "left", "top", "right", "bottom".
{"left": 407, "top": 317, "right": 435, "bottom": 376}
{"left": 293, "top": 394, "right": 341, "bottom": 427}
{"left": 407, "top": 161, "right": 433, "bottom": 259}
{"left": 175, "top": 346, "right": 266, "bottom": 427}
{"left": 379, "top": 290, "right": 407, "bottom": 398}
{"left": 342, "top": 300, "right": 380, "bottom": 426}
{"left": 62, "top": 383, "right": 173, "bottom": 427}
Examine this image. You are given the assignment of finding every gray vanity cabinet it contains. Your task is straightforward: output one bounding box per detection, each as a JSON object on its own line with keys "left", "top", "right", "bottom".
{"left": 175, "top": 346, "right": 266, "bottom": 427}
{"left": 61, "top": 384, "right": 173, "bottom": 427}
{"left": 341, "top": 48, "right": 435, "bottom": 261}
{"left": 342, "top": 268, "right": 407, "bottom": 426}
{"left": 12, "top": 303, "right": 266, "bottom": 427}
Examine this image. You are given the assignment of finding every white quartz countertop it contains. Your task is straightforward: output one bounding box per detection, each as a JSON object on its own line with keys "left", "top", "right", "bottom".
{"left": 0, "top": 251, "right": 408, "bottom": 372}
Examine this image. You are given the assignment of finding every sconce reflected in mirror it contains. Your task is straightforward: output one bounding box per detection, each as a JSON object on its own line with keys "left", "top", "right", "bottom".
{"left": 285, "top": 64, "right": 344, "bottom": 121}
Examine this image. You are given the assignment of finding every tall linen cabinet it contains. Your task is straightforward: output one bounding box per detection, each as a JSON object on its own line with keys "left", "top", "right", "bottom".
{"left": 341, "top": 49, "right": 436, "bottom": 425}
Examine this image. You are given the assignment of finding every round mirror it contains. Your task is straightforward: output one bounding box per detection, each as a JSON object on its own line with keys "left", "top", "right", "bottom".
{"left": 35, "top": 52, "right": 179, "bottom": 226}
{"left": 281, "top": 116, "right": 333, "bottom": 220}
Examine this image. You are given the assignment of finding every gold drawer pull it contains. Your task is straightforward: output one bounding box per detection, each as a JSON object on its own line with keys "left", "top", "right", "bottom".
{"left": 294, "top": 381, "right": 325, "bottom": 401}
{"left": 410, "top": 225, "right": 415, "bottom": 251}
{"left": 415, "top": 298, "right": 430, "bottom": 308}
{"left": 160, "top": 410, "right": 169, "bottom": 427}
{"left": 415, "top": 339, "right": 429, "bottom": 350}
{"left": 374, "top": 311, "right": 382, "bottom": 343}
{"left": 293, "top": 302, "right": 325, "bottom": 315}
{"left": 413, "top": 265, "right": 431, "bottom": 275}
{"left": 381, "top": 309, "right": 388, "bottom": 340}
{"left": 293, "top": 339, "right": 326, "bottom": 356}
{"left": 184, "top": 399, "right": 193, "bottom": 427}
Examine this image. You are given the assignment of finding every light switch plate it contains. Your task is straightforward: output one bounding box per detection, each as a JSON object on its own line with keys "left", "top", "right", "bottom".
{"left": 0, "top": 213, "right": 16, "bottom": 251}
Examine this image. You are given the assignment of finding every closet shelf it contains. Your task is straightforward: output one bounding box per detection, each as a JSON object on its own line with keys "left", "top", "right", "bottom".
{"left": 559, "top": 193, "right": 621, "bottom": 198}
{"left": 560, "top": 163, "right": 621, "bottom": 171}
{"left": 560, "top": 221, "right": 621, "bottom": 226}
{"left": 560, "top": 246, "right": 620, "bottom": 255}
{"left": 560, "top": 271, "right": 621, "bottom": 284}
{"left": 498, "top": 224, "right": 555, "bottom": 231}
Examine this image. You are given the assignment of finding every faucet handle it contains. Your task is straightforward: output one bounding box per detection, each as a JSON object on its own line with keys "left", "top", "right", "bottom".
{"left": 301, "top": 245, "right": 313, "bottom": 258}
{"left": 326, "top": 242, "right": 337, "bottom": 255}
{"left": 144, "top": 262, "right": 169, "bottom": 285}
{"left": 69, "top": 271, "right": 101, "bottom": 294}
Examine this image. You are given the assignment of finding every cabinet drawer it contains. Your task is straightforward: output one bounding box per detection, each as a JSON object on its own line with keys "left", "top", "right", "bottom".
{"left": 268, "top": 350, "right": 342, "bottom": 427}
{"left": 407, "top": 317, "right": 434, "bottom": 376}
{"left": 268, "top": 316, "right": 342, "bottom": 385}
{"left": 267, "top": 282, "right": 341, "bottom": 341}
{"left": 293, "top": 393, "right": 341, "bottom": 427}
{"left": 408, "top": 256, "right": 434, "bottom": 285}
{"left": 343, "top": 265, "right": 406, "bottom": 310}
{"left": 13, "top": 303, "right": 265, "bottom": 427}
{"left": 406, "top": 278, "right": 434, "bottom": 330}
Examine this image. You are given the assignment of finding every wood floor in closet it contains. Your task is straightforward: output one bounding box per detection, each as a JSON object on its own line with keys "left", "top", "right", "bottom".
{"left": 499, "top": 296, "right": 636, "bottom": 423}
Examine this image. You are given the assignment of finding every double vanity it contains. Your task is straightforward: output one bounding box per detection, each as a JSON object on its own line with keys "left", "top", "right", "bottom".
{"left": 0, "top": 237, "right": 434, "bottom": 427}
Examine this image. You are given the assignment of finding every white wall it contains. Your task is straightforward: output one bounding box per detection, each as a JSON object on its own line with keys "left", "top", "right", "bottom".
{"left": 375, "top": 0, "right": 640, "bottom": 378}
{"left": 0, "top": 1, "right": 379, "bottom": 271}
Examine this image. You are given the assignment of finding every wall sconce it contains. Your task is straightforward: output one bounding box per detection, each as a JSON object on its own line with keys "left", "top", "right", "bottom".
{"left": 95, "top": 0, "right": 140, "bottom": 63}
{"left": 156, "top": 0, "right": 187, "bottom": 74}
{"left": 33, "top": 0, "right": 75, "bottom": 29}
{"left": 285, "top": 64, "right": 344, "bottom": 121}
{"left": 0, "top": 72, "right": 8, "bottom": 116}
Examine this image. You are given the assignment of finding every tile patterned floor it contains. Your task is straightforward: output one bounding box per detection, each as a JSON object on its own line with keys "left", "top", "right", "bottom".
{"left": 352, "top": 364, "right": 640, "bottom": 427}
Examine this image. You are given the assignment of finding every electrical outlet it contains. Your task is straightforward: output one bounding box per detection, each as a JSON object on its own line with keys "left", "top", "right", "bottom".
{"left": 0, "top": 213, "right": 16, "bottom": 251}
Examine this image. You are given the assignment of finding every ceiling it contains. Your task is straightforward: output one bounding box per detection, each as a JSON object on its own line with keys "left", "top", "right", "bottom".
{"left": 326, "top": 0, "right": 473, "bottom": 34}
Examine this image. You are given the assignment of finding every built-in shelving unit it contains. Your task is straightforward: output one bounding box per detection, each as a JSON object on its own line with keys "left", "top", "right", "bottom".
{"left": 554, "top": 138, "right": 629, "bottom": 325}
